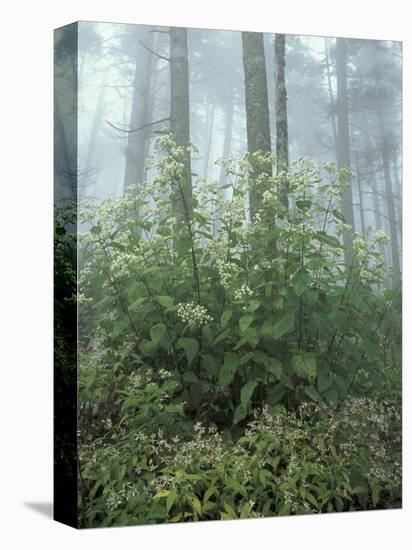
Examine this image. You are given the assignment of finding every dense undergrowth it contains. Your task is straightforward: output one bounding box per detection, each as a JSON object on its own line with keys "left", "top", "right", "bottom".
{"left": 56, "top": 136, "right": 401, "bottom": 527}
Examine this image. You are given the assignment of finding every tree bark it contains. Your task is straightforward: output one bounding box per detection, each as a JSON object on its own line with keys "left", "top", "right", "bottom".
{"left": 377, "top": 108, "right": 401, "bottom": 288}
{"left": 242, "top": 31, "right": 272, "bottom": 218}
{"left": 214, "top": 94, "right": 235, "bottom": 235}
{"left": 123, "top": 28, "right": 154, "bottom": 191}
{"left": 170, "top": 26, "right": 192, "bottom": 221}
{"left": 274, "top": 33, "right": 289, "bottom": 208}
{"left": 336, "top": 37, "right": 355, "bottom": 264}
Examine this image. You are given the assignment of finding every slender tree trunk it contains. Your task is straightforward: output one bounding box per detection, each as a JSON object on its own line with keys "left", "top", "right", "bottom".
{"left": 377, "top": 108, "right": 401, "bottom": 288}
{"left": 354, "top": 151, "right": 366, "bottom": 237}
{"left": 202, "top": 96, "right": 215, "bottom": 181}
{"left": 214, "top": 95, "right": 235, "bottom": 235}
{"left": 274, "top": 33, "right": 289, "bottom": 208}
{"left": 85, "top": 82, "right": 106, "bottom": 198}
{"left": 324, "top": 38, "right": 337, "bottom": 152}
{"left": 123, "top": 29, "right": 154, "bottom": 191}
{"left": 242, "top": 31, "right": 272, "bottom": 218}
{"left": 170, "top": 26, "right": 192, "bottom": 221}
{"left": 336, "top": 37, "right": 355, "bottom": 264}
{"left": 392, "top": 154, "right": 402, "bottom": 250}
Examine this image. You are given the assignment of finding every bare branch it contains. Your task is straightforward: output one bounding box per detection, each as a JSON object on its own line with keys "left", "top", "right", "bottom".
{"left": 139, "top": 40, "right": 170, "bottom": 63}
{"left": 106, "top": 117, "right": 170, "bottom": 134}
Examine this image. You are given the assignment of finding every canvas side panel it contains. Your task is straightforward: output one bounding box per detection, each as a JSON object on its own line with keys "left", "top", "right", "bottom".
{"left": 54, "top": 22, "right": 79, "bottom": 528}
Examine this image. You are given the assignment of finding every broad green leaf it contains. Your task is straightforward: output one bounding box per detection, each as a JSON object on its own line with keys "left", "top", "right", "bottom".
{"left": 267, "top": 383, "right": 285, "bottom": 406}
{"left": 240, "top": 380, "right": 258, "bottom": 410}
{"left": 153, "top": 490, "right": 169, "bottom": 500}
{"left": 239, "top": 314, "right": 254, "bottom": 333}
{"left": 233, "top": 404, "right": 247, "bottom": 425}
{"left": 317, "top": 371, "right": 332, "bottom": 393}
{"left": 150, "top": 323, "right": 170, "bottom": 350}
{"left": 292, "top": 353, "right": 317, "bottom": 380}
{"left": 182, "top": 371, "right": 199, "bottom": 384}
{"left": 272, "top": 313, "right": 295, "bottom": 341}
{"left": 218, "top": 353, "right": 239, "bottom": 387}
{"left": 264, "top": 356, "right": 282, "bottom": 379}
{"left": 177, "top": 337, "right": 199, "bottom": 366}
{"left": 166, "top": 489, "right": 177, "bottom": 514}
{"left": 304, "top": 384, "right": 320, "bottom": 402}
{"left": 214, "top": 328, "right": 231, "bottom": 345}
{"left": 221, "top": 310, "right": 232, "bottom": 327}
{"left": 187, "top": 495, "right": 202, "bottom": 517}
{"left": 157, "top": 295, "right": 174, "bottom": 309}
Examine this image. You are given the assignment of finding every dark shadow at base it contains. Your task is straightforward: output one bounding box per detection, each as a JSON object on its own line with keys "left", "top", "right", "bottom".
{"left": 24, "top": 502, "right": 53, "bottom": 519}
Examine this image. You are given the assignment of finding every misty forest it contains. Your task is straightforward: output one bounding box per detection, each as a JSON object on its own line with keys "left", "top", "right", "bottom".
{"left": 54, "top": 22, "right": 402, "bottom": 527}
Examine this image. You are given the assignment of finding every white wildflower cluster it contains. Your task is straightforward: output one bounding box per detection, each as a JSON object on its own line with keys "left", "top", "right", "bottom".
{"left": 158, "top": 368, "right": 172, "bottom": 380}
{"left": 221, "top": 195, "right": 245, "bottom": 225}
{"left": 177, "top": 302, "right": 213, "bottom": 326}
{"left": 216, "top": 258, "right": 237, "bottom": 289}
{"left": 359, "top": 269, "right": 371, "bottom": 282}
{"left": 353, "top": 233, "right": 368, "bottom": 261}
{"left": 207, "top": 234, "right": 227, "bottom": 258}
{"left": 375, "top": 227, "right": 390, "bottom": 245}
{"left": 111, "top": 251, "right": 136, "bottom": 278}
{"left": 248, "top": 211, "right": 264, "bottom": 236}
{"left": 252, "top": 259, "right": 272, "bottom": 273}
{"left": 234, "top": 284, "right": 254, "bottom": 301}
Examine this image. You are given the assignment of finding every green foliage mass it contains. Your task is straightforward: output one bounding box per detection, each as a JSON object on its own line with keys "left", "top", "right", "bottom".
{"left": 61, "top": 135, "right": 401, "bottom": 526}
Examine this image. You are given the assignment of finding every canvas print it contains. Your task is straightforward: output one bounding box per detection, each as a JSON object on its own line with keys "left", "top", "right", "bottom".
{"left": 54, "top": 21, "right": 402, "bottom": 528}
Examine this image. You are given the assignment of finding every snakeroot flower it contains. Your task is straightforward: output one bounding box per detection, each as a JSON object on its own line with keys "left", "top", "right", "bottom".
{"left": 234, "top": 284, "right": 254, "bottom": 301}
{"left": 177, "top": 302, "right": 213, "bottom": 326}
{"left": 375, "top": 227, "right": 390, "bottom": 245}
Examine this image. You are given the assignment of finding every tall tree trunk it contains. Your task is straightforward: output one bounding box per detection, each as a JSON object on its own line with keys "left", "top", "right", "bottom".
{"left": 377, "top": 108, "right": 401, "bottom": 288}
{"left": 123, "top": 29, "right": 154, "bottom": 191}
{"left": 354, "top": 151, "right": 366, "bottom": 238}
{"left": 336, "top": 37, "right": 355, "bottom": 264}
{"left": 392, "top": 154, "right": 402, "bottom": 249}
{"left": 242, "top": 31, "right": 272, "bottom": 218}
{"left": 202, "top": 95, "right": 215, "bottom": 181}
{"left": 214, "top": 95, "right": 235, "bottom": 235}
{"left": 324, "top": 38, "right": 337, "bottom": 152}
{"left": 274, "top": 33, "right": 289, "bottom": 208}
{"left": 85, "top": 81, "right": 106, "bottom": 198}
{"left": 170, "top": 27, "right": 192, "bottom": 221}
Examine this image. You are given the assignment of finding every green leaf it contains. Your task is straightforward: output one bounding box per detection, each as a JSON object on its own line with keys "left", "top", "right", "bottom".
{"left": 182, "top": 371, "right": 199, "bottom": 384}
{"left": 153, "top": 490, "right": 169, "bottom": 500}
{"left": 157, "top": 295, "right": 174, "bottom": 309}
{"left": 239, "top": 314, "right": 254, "bottom": 333}
{"left": 317, "top": 370, "right": 332, "bottom": 393}
{"left": 166, "top": 489, "right": 177, "bottom": 514}
{"left": 214, "top": 328, "right": 231, "bottom": 345}
{"left": 90, "top": 225, "right": 102, "bottom": 235}
{"left": 323, "top": 386, "right": 338, "bottom": 405}
{"left": 315, "top": 230, "right": 343, "bottom": 249}
{"left": 292, "top": 353, "right": 317, "bottom": 381}
{"left": 304, "top": 385, "right": 320, "bottom": 402}
{"left": 240, "top": 380, "right": 258, "bottom": 410}
{"left": 150, "top": 323, "right": 171, "bottom": 350}
{"left": 187, "top": 495, "right": 202, "bottom": 517}
{"left": 272, "top": 313, "right": 295, "bottom": 341}
{"left": 203, "top": 485, "right": 218, "bottom": 504}
{"left": 267, "top": 383, "right": 285, "bottom": 406}
{"left": 264, "top": 357, "right": 282, "bottom": 379}
{"left": 177, "top": 337, "right": 199, "bottom": 366}
{"left": 218, "top": 353, "right": 239, "bottom": 387}
{"left": 221, "top": 310, "right": 232, "bottom": 327}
